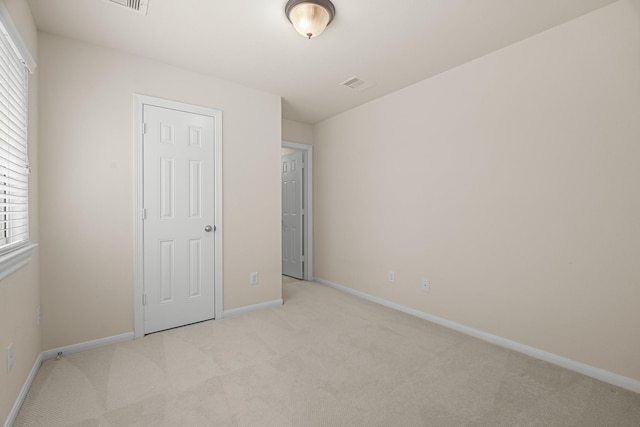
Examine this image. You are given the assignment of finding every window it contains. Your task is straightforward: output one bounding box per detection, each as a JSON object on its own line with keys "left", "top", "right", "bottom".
{"left": 0, "top": 5, "right": 36, "bottom": 280}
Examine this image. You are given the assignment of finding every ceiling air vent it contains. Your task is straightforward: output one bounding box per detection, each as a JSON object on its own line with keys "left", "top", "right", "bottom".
{"left": 340, "top": 76, "right": 374, "bottom": 92}
{"left": 108, "top": 0, "right": 150, "bottom": 15}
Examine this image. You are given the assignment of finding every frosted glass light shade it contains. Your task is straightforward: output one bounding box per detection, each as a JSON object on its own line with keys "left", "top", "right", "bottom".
{"left": 286, "top": 0, "right": 335, "bottom": 39}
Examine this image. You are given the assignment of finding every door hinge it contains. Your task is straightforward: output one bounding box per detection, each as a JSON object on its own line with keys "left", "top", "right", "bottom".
{"left": 143, "top": 294, "right": 147, "bottom": 306}
{"left": 142, "top": 208, "right": 147, "bottom": 220}
{"left": 142, "top": 123, "right": 148, "bottom": 135}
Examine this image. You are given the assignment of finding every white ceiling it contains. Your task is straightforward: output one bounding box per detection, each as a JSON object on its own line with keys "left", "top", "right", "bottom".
{"left": 26, "top": 0, "right": 618, "bottom": 124}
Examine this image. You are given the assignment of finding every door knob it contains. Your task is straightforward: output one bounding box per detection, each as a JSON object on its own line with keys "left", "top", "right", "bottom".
{"left": 205, "top": 225, "right": 213, "bottom": 232}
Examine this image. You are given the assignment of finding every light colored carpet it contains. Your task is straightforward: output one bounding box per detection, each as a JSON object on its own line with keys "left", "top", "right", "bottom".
{"left": 15, "top": 278, "right": 640, "bottom": 426}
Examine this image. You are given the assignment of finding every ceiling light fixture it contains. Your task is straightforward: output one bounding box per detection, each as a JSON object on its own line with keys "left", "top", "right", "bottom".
{"left": 285, "top": 0, "right": 335, "bottom": 39}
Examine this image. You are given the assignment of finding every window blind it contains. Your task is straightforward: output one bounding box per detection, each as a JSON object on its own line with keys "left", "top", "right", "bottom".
{"left": 0, "top": 19, "right": 29, "bottom": 254}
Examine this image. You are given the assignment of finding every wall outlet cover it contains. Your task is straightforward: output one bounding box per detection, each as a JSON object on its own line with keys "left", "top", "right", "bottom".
{"left": 6, "top": 343, "right": 14, "bottom": 372}
{"left": 249, "top": 272, "right": 259, "bottom": 285}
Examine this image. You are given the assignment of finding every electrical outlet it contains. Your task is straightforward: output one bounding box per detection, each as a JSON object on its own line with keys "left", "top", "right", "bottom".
{"left": 388, "top": 271, "right": 395, "bottom": 282}
{"left": 37, "top": 305, "right": 42, "bottom": 324}
{"left": 249, "top": 272, "right": 259, "bottom": 285}
{"left": 6, "top": 343, "right": 13, "bottom": 372}
{"left": 421, "top": 278, "right": 430, "bottom": 293}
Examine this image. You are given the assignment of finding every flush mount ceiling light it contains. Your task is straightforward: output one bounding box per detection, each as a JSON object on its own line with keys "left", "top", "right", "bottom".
{"left": 285, "top": 0, "right": 336, "bottom": 39}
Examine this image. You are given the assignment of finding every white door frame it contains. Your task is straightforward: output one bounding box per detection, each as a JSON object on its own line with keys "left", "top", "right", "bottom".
{"left": 282, "top": 141, "right": 313, "bottom": 281}
{"left": 134, "top": 94, "right": 223, "bottom": 338}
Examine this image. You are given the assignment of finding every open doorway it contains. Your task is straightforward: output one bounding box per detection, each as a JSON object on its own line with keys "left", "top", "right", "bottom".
{"left": 281, "top": 141, "right": 313, "bottom": 281}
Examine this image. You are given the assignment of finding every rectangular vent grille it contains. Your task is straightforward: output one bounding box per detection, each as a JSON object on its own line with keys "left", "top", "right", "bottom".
{"left": 108, "top": 0, "right": 149, "bottom": 15}
{"left": 340, "top": 76, "right": 374, "bottom": 92}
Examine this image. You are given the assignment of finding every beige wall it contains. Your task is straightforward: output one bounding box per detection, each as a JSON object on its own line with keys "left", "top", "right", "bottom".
{"left": 0, "top": 0, "right": 40, "bottom": 423}
{"left": 38, "top": 33, "right": 282, "bottom": 350}
{"left": 282, "top": 119, "right": 314, "bottom": 146}
{"left": 313, "top": 0, "right": 640, "bottom": 381}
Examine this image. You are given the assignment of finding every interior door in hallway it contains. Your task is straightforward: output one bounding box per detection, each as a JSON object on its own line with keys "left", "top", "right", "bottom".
{"left": 282, "top": 151, "right": 304, "bottom": 279}
{"left": 143, "top": 104, "right": 216, "bottom": 334}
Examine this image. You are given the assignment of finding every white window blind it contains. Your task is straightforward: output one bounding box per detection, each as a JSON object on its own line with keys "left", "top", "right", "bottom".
{"left": 0, "top": 19, "right": 29, "bottom": 255}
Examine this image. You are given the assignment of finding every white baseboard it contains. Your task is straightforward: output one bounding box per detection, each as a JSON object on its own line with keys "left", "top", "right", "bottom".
{"left": 3, "top": 352, "right": 42, "bottom": 427}
{"left": 313, "top": 277, "right": 640, "bottom": 394}
{"left": 41, "top": 332, "right": 134, "bottom": 361}
{"left": 5, "top": 332, "right": 134, "bottom": 427}
{"left": 223, "top": 299, "right": 283, "bottom": 318}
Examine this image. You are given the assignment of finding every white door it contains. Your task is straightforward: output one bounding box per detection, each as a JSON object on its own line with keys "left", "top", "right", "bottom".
{"left": 143, "top": 104, "right": 216, "bottom": 334}
{"left": 282, "top": 151, "right": 304, "bottom": 279}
